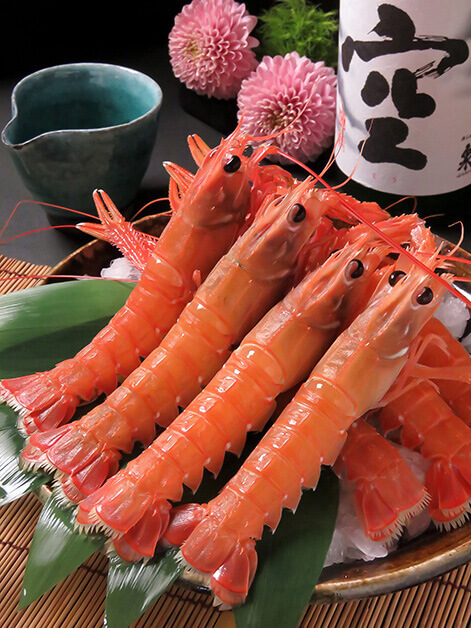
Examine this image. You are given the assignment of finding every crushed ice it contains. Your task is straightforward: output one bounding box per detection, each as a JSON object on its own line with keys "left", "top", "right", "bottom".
{"left": 434, "top": 291, "right": 470, "bottom": 339}
{"left": 100, "top": 257, "right": 142, "bottom": 283}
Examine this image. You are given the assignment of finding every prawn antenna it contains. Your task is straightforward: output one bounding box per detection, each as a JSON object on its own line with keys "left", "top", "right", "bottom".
{"left": 276, "top": 150, "right": 471, "bottom": 307}
{"left": 0, "top": 224, "right": 78, "bottom": 246}
{"left": 328, "top": 116, "right": 373, "bottom": 189}
{"left": 321, "top": 118, "right": 417, "bottom": 214}
{"left": 0, "top": 200, "right": 97, "bottom": 243}
{"left": 131, "top": 197, "right": 171, "bottom": 221}
{"left": 384, "top": 196, "right": 418, "bottom": 214}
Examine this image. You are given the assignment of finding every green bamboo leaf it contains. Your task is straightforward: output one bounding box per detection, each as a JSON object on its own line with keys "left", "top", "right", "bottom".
{"left": 0, "top": 280, "right": 134, "bottom": 378}
{"left": 0, "top": 279, "right": 134, "bottom": 351}
{"left": 0, "top": 319, "right": 120, "bottom": 378}
{"left": 0, "top": 404, "right": 50, "bottom": 506}
{"left": 105, "top": 548, "right": 184, "bottom": 628}
{"left": 19, "top": 494, "right": 105, "bottom": 609}
{"left": 234, "top": 469, "right": 339, "bottom": 628}
{"left": 0, "top": 279, "right": 134, "bottom": 504}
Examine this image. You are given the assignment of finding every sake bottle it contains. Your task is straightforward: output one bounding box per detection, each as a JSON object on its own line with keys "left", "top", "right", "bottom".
{"left": 332, "top": 0, "right": 471, "bottom": 241}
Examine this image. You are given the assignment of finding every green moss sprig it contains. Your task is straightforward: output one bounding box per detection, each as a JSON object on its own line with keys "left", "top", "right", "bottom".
{"left": 256, "top": 0, "right": 339, "bottom": 68}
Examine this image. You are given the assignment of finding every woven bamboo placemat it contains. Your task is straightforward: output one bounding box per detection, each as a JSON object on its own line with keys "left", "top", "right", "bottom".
{"left": 1, "top": 255, "right": 471, "bottom": 628}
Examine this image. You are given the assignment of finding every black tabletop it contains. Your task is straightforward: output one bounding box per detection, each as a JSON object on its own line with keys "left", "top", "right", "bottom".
{"left": 1, "top": 5, "right": 470, "bottom": 268}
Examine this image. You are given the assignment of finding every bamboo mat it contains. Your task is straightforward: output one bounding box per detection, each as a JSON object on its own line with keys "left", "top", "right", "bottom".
{"left": 1, "top": 256, "right": 471, "bottom": 628}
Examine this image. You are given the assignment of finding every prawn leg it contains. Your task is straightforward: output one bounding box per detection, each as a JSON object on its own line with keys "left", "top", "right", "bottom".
{"left": 76, "top": 190, "right": 159, "bottom": 272}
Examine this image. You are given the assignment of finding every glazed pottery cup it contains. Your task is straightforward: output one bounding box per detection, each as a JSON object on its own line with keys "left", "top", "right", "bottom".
{"left": 1, "top": 63, "right": 163, "bottom": 224}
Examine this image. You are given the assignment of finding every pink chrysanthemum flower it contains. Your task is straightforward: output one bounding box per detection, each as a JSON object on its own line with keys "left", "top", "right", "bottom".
{"left": 237, "top": 51, "right": 337, "bottom": 163}
{"left": 169, "top": 0, "right": 259, "bottom": 100}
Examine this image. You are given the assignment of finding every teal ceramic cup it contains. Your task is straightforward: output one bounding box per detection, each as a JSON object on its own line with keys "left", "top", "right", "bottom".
{"left": 1, "top": 63, "right": 163, "bottom": 224}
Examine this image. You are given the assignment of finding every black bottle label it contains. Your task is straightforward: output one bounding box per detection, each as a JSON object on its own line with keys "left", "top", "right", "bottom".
{"left": 335, "top": 1, "right": 471, "bottom": 195}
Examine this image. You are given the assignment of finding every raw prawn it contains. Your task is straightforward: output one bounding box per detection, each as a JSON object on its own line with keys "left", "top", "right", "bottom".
{"left": 170, "top": 226, "right": 451, "bottom": 607}
{"left": 333, "top": 417, "right": 429, "bottom": 543}
{"left": 380, "top": 380, "right": 471, "bottom": 530}
{"left": 0, "top": 124, "right": 280, "bottom": 435}
{"left": 22, "top": 177, "right": 323, "bottom": 502}
{"left": 74, "top": 215, "right": 420, "bottom": 561}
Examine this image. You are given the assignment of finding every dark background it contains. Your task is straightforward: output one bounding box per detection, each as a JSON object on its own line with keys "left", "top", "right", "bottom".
{"left": 1, "top": 2, "right": 339, "bottom": 80}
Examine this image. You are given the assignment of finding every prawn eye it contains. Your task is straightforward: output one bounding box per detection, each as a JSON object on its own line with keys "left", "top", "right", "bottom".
{"left": 415, "top": 286, "right": 434, "bottom": 305}
{"left": 288, "top": 203, "right": 306, "bottom": 223}
{"left": 389, "top": 270, "right": 406, "bottom": 286}
{"left": 346, "top": 259, "right": 364, "bottom": 279}
{"left": 224, "top": 154, "right": 241, "bottom": 173}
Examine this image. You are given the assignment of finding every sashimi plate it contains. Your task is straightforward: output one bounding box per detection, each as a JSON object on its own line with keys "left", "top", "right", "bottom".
{"left": 37, "top": 213, "right": 471, "bottom": 604}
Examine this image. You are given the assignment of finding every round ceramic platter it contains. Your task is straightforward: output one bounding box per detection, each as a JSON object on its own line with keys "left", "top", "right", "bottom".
{"left": 39, "top": 214, "right": 471, "bottom": 604}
